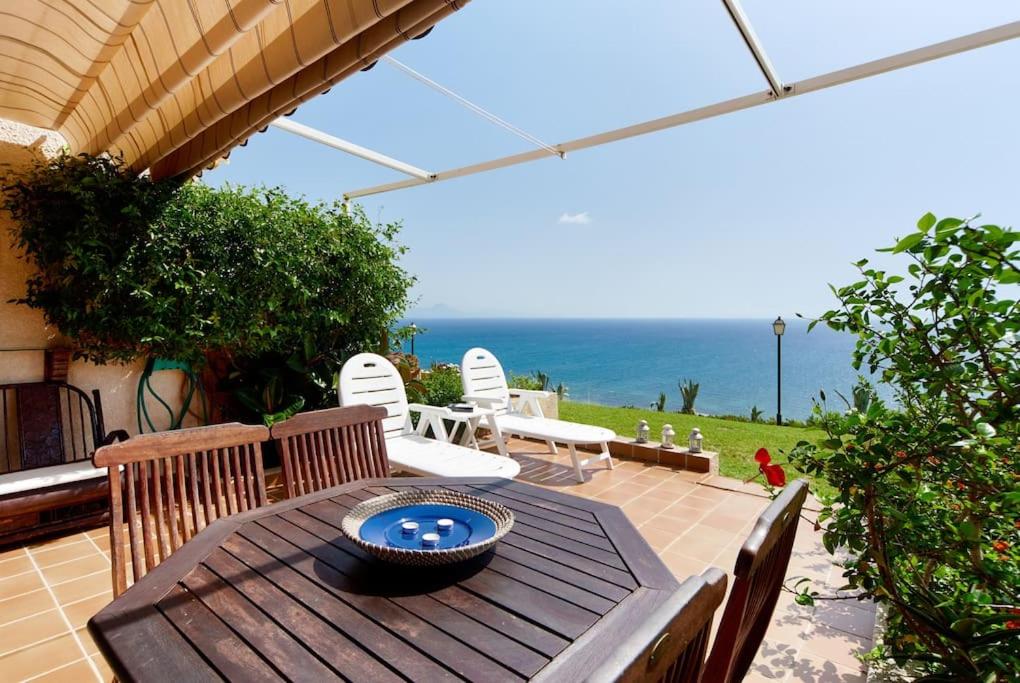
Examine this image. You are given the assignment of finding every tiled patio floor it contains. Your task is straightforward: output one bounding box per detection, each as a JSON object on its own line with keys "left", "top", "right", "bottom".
{"left": 0, "top": 441, "right": 875, "bottom": 682}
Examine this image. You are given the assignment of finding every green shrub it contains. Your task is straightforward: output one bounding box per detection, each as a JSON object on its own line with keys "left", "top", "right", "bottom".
{"left": 788, "top": 214, "right": 1020, "bottom": 678}
{"left": 508, "top": 372, "right": 544, "bottom": 391}
{"left": 5, "top": 154, "right": 412, "bottom": 368}
{"left": 5, "top": 153, "right": 414, "bottom": 423}
{"left": 420, "top": 364, "right": 463, "bottom": 406}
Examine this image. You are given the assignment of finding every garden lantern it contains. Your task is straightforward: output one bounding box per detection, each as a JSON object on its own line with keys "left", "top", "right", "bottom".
{"left": 636, "top": 420, "right": 650, "bottom": 443}
{"left": 688, "top": 428, "right": 703, "bottom": 453}
{"left": 661, "top": 424, "right": 675, "bottom": 449}
{"left": 773, "top": 316, "right": 785, "bottom": 425}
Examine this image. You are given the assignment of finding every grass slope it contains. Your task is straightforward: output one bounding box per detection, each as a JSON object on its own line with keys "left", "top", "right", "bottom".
{"left": 558, "top": 402, "right": 824, "bottom": 483}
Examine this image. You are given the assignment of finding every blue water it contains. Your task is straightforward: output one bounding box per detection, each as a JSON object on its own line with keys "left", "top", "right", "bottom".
{"left": 403, "top": 318, "right": 884, "bottom": 420}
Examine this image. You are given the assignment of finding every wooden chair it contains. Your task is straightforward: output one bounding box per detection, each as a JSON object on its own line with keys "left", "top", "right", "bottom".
{"left": 93, "top": 423, "right": 270, "bottom": 597}
{"left": 589, "top": 568, "right": 727, "bottom": 682}
{"left": 704, "top": 479, "right": 810, "bottom": 683}
{"left": 269, "top": 405, "right": 390, "bottom": 499}
{"left": 0, "top": 381, "right": 128, "bottom": 546}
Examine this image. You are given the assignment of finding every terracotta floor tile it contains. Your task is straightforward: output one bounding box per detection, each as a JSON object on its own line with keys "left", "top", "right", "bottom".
{"left": 27, "top": 532, "right": 91, "bottom": 551}
{"left": 700, "top": 512, "right": 755, "bottom": 535}
{"left": 664, "top": 495, "right": 721, "bottom": 513}
{"left": 642, "top": 511, "right": 699, "bottom": 535}
{"left": 659, "top": 550, "right": 710, "bottom": 579}
{"left": 31, "top": 540, "right": 100, "bottom": 568}
{"left": 637, "top": 526, "right": 682, "bottom": 553}
{"left": 0, "top": 546, "right": 28, "bottom": 563}
{"left": 62, "top": 593, "right": 114, "bottom": 629}
{"left": 668, "top": 531, "right": 735, "bottom": 564}
{"left": 91, "top": 653, "right": 114, "bottom": 682}
{"left": 789, "top": 652, "right": 867, "bottom": 683}
{"left": 30, "top": 656, "right": 99, "bottom": 682}
{"left": 0, "top": 588, "right": 58, "bottom": 625}
{"left": 0, "top": 633, "right": 83, "bottom": 680}
{"left": 40, "top": 554, "right": 110, "bottom": 585}
{"left": 800, "top": 624, "right": 870, "bottom": 670}
{"left": 0, "top": 554, "right": 33, "bottom": 579}
{"left": 0, "top": 609, "right": 68, "bottom": 656}
{"left": 75, "top": 627, "right": 100, "bottom": 656}
{"left": 0, "top": 567, "right": 45, "bottom": 599}
{"left": 749, "top": 639, "right": 802, "bottom": 681}
{"left": 52, "top": 571, "right": 112, "bottom": 606}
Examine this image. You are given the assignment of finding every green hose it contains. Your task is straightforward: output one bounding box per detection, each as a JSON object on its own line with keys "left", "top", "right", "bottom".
{"left": 136, "top": 357, "right": 209, "bottom": 432}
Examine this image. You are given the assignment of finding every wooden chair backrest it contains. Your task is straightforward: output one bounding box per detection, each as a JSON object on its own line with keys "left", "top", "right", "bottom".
{"left": 93, "top": 423, "right": 270, "bottom": 597}
{"left": 338, "top": 353, "right": 411, "bottom": 439}
{"left": 705, "top": 479, "right": 810, "bottom": 683}
{"left": 589, "top": 568, "right": 727, "bottom": 683}
{"left": 460, "top": 347, "right": 512, "bottom": 414}
{"left": 1, "top": 382, "right": 105, "bottom": 473}
{"left": 269, "top": 405, "right": 390, "bottom": 499}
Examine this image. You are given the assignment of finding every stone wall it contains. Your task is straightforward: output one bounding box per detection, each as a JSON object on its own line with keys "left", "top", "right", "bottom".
{"left": 0, "top": 118, "right": 191, "bottom": 437}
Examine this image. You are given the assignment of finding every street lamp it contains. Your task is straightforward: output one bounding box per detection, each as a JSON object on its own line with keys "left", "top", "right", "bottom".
{"left": 773, "top": 316, "right": 786, "bottom": 425}
{"left": 409, "top": 322, "right": 418, "bottom": 356}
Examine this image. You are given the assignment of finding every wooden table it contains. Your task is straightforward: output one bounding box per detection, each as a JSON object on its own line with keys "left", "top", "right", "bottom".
{"left": 89, "top": 477, "right": 680, "bottom": 682}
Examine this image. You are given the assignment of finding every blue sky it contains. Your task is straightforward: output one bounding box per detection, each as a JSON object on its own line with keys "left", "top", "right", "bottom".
{"left": 206, "top": 0, "right": 1020, "bottom": 318}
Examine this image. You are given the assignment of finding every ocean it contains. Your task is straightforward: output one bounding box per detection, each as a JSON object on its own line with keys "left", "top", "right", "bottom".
{"left": 402, "top": 318, "right": 885, "bottom": 420}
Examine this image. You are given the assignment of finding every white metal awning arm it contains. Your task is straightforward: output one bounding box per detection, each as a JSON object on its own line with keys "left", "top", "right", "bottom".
{"left": 344, "top": 19, "right": 1020, "bottom": 201}
{"left": 269, "top": 118, "right": 434, "bottom": 180}
{"left": 721, "top": 0, "right": 784, "bottom": 97}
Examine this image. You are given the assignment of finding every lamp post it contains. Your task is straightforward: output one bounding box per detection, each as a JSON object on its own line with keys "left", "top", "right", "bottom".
{"left": 773, "top": 316, "right": 786, "bottom": 425}
{"left": 409, "top": 322, "right": 417, "bottom": 356}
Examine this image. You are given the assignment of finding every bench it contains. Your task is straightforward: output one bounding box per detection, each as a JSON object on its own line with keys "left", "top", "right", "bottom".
{"left": 0, "top": 381, "right": 128, "bottom": 546}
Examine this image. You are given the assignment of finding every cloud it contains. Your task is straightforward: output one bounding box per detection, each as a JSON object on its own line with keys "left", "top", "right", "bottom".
{"left": 558, "top": 211, "right": 591, "bottom": 225}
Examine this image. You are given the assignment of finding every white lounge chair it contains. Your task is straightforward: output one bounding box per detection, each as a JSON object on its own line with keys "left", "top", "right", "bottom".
{"left": 460, "top": 347, "right": 615, "bottom": 482}
{"left": 339, "top": 353, "right": 520, "bottom": 479}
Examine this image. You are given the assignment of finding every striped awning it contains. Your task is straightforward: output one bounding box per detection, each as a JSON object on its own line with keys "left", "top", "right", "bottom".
{"left": 0, "top": 0, "right": 467, "bottom": 179}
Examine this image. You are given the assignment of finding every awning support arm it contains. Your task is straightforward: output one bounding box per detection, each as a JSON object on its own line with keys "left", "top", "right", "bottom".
{"left": 721, "top": 0, "right": 785, "bottom": 97}
{"left": 269, "top": 118, "right": 434, "bottom": 180}
{"left": 343, "top": 19, "right": 1020, "bottom": 201}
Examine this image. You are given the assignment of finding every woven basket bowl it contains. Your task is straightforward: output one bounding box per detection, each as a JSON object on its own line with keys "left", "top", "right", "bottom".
{"left": 341, "top": 490, "right": 515, "bottom": 566}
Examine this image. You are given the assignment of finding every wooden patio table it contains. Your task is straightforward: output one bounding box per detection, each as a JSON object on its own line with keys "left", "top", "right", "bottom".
{"left": 89, "top": 476, "right": 680, "bottom": 682}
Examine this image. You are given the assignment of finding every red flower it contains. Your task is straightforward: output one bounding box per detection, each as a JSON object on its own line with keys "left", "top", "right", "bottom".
{"left": 1007, "top": 620, "right": 1020, "bottom": 630}
{"left": 1014, "top": 520, "right": 1019, "bottom": 530}
{"left": 754, "top": 448, "right": 771, "bottom": 465}
{"left": 763, "top": 463, "right": 786, "bottom": 487}
{"left": 895, "top": 450, "right": 907, "bottom": 459}
{"left": 993, "top": 540, "right": 1009, "bottom": 553}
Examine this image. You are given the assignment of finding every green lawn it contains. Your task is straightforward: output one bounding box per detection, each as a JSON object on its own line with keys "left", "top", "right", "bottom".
{"left": 558, "top": 401, "right": 824, "bottom": 484}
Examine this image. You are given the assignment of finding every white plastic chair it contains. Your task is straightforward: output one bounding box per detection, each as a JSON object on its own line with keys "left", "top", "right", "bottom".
{"left": 460, "top": 347, "right": 614, "bottom": 482}
{"left": 338, "top": 353, "right": 520, "bottom": 479}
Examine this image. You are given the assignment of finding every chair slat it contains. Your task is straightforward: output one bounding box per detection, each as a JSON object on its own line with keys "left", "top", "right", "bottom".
{"left": 150, "top": 460, "right": 170, "bottom": 562}
{"left": 704, "top": 479, "right": 810, "bottom": 683}
{"left": 96, "top": 423, "right": 270, "bottom": 597}
{"left": 270, "top": 406, "right": 389, "bottom": 499}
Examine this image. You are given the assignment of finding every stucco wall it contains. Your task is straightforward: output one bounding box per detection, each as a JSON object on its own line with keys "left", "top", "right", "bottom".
{"left": 0, "top": 118, "right": 190, "bottom": 437}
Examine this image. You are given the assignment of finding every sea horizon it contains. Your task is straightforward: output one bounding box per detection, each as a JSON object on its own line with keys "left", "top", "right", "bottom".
{"left": 399, "top": 317, "right": 886, "bottom": 420}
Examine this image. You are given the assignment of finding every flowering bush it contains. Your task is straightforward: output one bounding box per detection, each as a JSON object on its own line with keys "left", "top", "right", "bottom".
{"left": 786, "top": 214, "right": 1019, "bottom": 679}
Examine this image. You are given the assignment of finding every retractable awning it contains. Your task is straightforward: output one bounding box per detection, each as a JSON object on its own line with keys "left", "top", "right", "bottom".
{"left": 0, "top": 0, "right": 468, "bottom": 179}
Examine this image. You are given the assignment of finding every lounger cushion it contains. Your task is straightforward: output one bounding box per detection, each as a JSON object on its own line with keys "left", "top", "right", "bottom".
{"left": 495, "top": 414, "right": 615, "bottom": 445}
{"left": 0, "top": 461, "right": 106, "bottom": 497}
{"left": 386, "top": 435, "right": 520, "bottom": 479}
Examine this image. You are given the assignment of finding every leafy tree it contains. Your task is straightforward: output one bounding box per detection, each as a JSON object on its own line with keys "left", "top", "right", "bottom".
{"left": 789, "top": 213, "right": 1019, "bottom": 679}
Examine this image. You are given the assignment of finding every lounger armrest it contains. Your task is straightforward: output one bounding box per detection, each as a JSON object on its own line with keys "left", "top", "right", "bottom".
{"left": 407, "top": 403, "right": 454, "bottom": 419}
{"left": 462, "top": 395, "right": 506, "bottom": 408}
{"left": 509, "top": 388, "right": 553, "bottom": 399}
